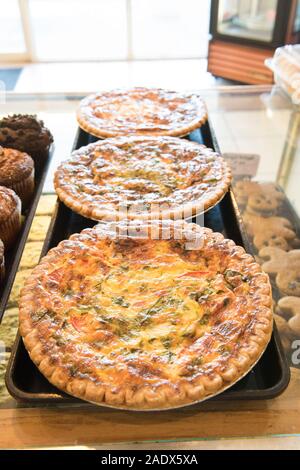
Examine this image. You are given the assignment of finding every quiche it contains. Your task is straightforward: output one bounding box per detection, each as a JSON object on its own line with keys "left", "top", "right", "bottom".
{"left": 54, "top": 136, "right": 231, "bottom": 221}
{"left": 77, "top": 87, "right": 207, "bottom": 138}
{"left": 19, "top": 220, "right": 273, "bottom": 410}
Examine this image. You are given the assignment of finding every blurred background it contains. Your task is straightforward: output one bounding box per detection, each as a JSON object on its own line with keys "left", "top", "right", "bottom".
{"left": 0, "top": 0, "right": 299, "bottom": 91}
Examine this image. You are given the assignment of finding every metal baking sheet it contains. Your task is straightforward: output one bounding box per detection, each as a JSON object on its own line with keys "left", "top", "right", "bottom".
{"left": 0, "top": 145, "right": 54, "bottom": 321}
{"left": 5, "top": 123, "right": 290, "bottom": 405}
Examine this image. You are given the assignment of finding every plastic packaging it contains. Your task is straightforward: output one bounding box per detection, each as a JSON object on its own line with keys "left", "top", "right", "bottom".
{"left": 266, "top": 45, "right": 300, "bottom": 105}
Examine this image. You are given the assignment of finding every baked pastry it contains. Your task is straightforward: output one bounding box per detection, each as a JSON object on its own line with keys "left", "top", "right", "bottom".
{"left": 288, "top": 314, "right": 300, "bottom": 336}
{"left": 234, "top": 180, "right": 262, "bottom": 207}
{"left": 54, "top": 136, "right": 231, "bottom": 221}
{"left": 28, "top": 216, "right": 51, "bottom": 242}
{"left": 36, "top": 194, "right": 57, "bottom": 216}
{"left": 19, "top": 220, "right": 273, "bottom": 410}
{"left": 277, "top": 296, "right": 300, "bottom": 336}
{"left": 277, "top": 296, "right": 300, "bottom": 319}
{"left": 0, "top": 307, "right": 19, "bottom": 349}
{"left": 0, "top": 114, "right": 53, "bottom": 171}
{"left": 234, "top": 181, "right": 284, "bottom": 214}
{"left": 247, "top": 194, "right": 281, "bottom": 216}
{"left": 243, "top": 213, "right": 295, "bottom": 251}
{"left": 0, "top": 239, "right": 4, "bottom": 282}
{"left": 272, "top": 45, "right": 300, "bottom": 102}
{"left": 260, "top": 247, "right": 300, "bottom": 296}
{"left": 0, "top": 352, "right": 11, "bottom": 403}
{"left": 0, "top": 186, "right": 21, "bottom": 249}
{"left": 0, "top": 146, "right": 34, "bottom": 207}
{"left": 20, "top": 241, "right": 43, "bottom": 269}
{"left": 8, "top": 268, "right": 32, "bottom": 307}
{"left": 273, "top": 314, "right": 294, "bottom": 340}
{"left": 77, "top": 87, "right": 207, "bottom": 138}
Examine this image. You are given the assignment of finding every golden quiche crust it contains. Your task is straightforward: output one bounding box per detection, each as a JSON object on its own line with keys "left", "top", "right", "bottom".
{"left": 19, "top": 221, "right": 273, "bottom": 410}
{"left": 54, "top": 136, "right": 231, "bottom": 221}
{"left": 77, "top": 87, "right": 208, "bottom": 138}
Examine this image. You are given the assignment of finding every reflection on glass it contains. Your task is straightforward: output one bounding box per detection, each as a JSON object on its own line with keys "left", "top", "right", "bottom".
{"left": 217, "top": 0, "right": 278, "bottom": 42}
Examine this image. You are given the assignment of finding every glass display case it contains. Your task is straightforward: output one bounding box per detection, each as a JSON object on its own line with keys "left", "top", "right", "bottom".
{"left": 216, "top": 0, "right": 279, "bottom": 43}
{"left": 208, "top": 0, "right": 300, "bottom": 84}
{"left": 210, "top": 0, "right": 292, "bottom": 47}
{"left": 293, "top": 0, "right": 300, "bottom": 33}
{"left": 0, "top": 86, "right": 299, "bottom": 449}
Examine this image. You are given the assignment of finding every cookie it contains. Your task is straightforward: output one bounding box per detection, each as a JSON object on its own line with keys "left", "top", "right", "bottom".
{"left": 277, "top": 296, "right": 300, "bottom": 318}
{"left": 20, "top": 241, "right": 43, "bottom": 269}
{"left": 0, "top": 352, "right": 11, "bottom": 404}
{"left": 28, "top": 215, "right": 51, "bottom": 241}
{"left": 247, "top": 192, "right": 283, "bottom": 216}
{"left": 8, "top": 268, "right": 32, "bottom": 307}
{"left": 248, "top": 183, "right": 284, "bottom": 215}
{"left": 290, "top": 238, "right": 300, "bottom": 249}
{"left": 274, "top": 313, "right": 294, "bottom": 339}
{"left": 277, "top": 297, "right": 300, "bottom": 336}
{"left": 234, "top": 180, "right": 262, "bottom": 206}
{"left": 280, "top": 335, "right": 292, "bottom": 355}
{"left": 243, "top": 213, "right": 295, "bottom": 251}
{"left": 260, "top": 247, "right": 300, "bottom": 296}
{"left": 36, "top": 194, "right": 57, "bottom": 216}
{"left": 289, "top": 315, "right": 300, "bottom": 336}
{"left": 234, "top": 181, "right": 283, "bottom": 213}
{"left": 0, "top": 307, "right": 18, "bottom": 349}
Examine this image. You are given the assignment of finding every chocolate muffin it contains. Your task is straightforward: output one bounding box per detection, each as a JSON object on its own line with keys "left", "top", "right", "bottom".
{"left": 0, "top": 186, "right": 21, "bottom": 249}
{"left": 0, "top": 114, "right": 53, "bottom": 171}
{"left": 0, "top": 239, "right": 4, "bottom": 282}
{"left": 0, "top": 146, "right": 34, "bottom": 207}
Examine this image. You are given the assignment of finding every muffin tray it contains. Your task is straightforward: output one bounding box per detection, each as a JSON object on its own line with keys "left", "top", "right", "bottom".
{"left": 6, "top": 123, "right": 290, "bottom": 405}
{"left": 0, "top": 145, "right": 54, "bottom": 321}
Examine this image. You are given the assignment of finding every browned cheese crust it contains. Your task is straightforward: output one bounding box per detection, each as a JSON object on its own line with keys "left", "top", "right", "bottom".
{"left": 19, "top": 221, "right": 273, "bottom": 410}
{"left": 77, "top": 88, "right": 208, "bottom": 138}
{"left": 54, "top": 136, "right": 231, "bottom": 221}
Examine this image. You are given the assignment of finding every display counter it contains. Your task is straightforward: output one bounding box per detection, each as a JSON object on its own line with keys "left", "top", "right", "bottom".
{"left": 0, "top": 85, "right": 299, "bottom": 449}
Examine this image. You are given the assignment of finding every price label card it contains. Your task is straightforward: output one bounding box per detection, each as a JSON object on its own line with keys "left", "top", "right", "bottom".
{"left": 223, "top": 153, "right": 260, "bottom": 178}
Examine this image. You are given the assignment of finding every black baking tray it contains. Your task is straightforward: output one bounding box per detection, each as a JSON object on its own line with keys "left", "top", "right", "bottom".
{"left": 6, "top": 122, "right": 290, "bottom": 404}
{"left": 0, "top": 145, "right": 54, "bottom": 321}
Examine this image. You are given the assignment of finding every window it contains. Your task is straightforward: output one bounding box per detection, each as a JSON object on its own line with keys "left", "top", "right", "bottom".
{"left": 0, "top": 0, "right": 26, "bottom": 56}
{"left": 28, "top": 0, "right": 128, "bottom": 61}
{"left": 131, "top": 0, "right": 210, "bottom": 59}
{"left": 0, "top": 0, "right": 210, "bottom": 62}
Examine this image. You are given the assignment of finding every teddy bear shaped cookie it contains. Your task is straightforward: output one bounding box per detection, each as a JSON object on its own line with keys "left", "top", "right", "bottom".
{"left": 246, "top": 184, "right": 284, "bottom": 216}
{"left": 234, "top": 180, "right": 262, "bottom": 206}
{"left": 277, "top": 296, "right": 300, "bottom": 336}
{"left": 260, "top": 247, "right": 300, "bottom": 296}
{"left": 234, "top": 181, "right": 284, "bottom": 214}
{"left": 243, "top": 213, "right": 295, "bottom": 251}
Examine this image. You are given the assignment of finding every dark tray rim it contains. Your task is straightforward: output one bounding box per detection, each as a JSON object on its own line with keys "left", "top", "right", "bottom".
{"left": 5, "top": 324, "right": 290, "bottom": 405}
{"left": 5, "top": 123, "right": 291, "bottom": 405}
{"left": 0, "top": 144, "right": 55, "bottom": 321}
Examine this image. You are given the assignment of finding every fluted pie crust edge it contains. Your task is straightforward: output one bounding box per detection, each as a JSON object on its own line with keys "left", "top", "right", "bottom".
{"left": 19, "top": 221, "right": 273, "bottom": 410}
